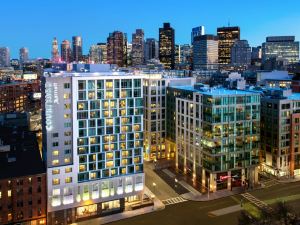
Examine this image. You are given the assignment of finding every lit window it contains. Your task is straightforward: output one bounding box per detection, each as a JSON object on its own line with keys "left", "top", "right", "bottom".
{"left": 64, "top": 157, "right": 71, "bottom": 164}
{"left": 0, "top": 191, "right": 2, "bottom": 199}
{"left": 65, "top": 177, "right": 72, "bottom": 183}
{"left": 52, "top": 159, "right": 59, "bottom": 166}
{"left": 52, "top": 169, "right": 60, "bottom": 175}
{"left": 64, "top": 104, "right": 71, "bottom": 109}
{"left": 65, "top": 167, "right": 72, "bottom": 173}
{"left": 8, "top": 190, "right": 11, "bottom": 197}
{"left": 52, "top": 178, "right": 60, "bottom": 185}
{"left": 52, "top": 150, "right": 59, "bottom": 156}
{"left": 63, "top": 93, "right": 71, "bottom": 99}
{"left": 64, "top": 114, "right": 71, "bottom": 119}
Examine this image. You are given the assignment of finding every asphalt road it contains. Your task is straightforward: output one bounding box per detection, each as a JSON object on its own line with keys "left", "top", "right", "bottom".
{"left": 107, "top": 181, "right": 300, "bottom": 225}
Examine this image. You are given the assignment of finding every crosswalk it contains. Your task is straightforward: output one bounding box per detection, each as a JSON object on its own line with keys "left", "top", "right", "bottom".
{"left": 241, "top": 192, "right": 273, "bottom": 213}
{"left": 261, "top": 179, "right": 280, "bottom": 188}
{"left": 162, "top": 196, "right": 187, "bottom": 206}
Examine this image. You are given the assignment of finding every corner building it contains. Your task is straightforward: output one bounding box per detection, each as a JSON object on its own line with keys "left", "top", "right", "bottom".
{"left": 42, "top": 71, "right": 144, "bottom": 224}
{"left": 174, "top": 86, "right": 260, "bottom": 192}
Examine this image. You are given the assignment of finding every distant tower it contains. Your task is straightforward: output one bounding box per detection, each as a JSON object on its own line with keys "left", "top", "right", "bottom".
{"left": 107, "top": 31, "right": 127, "bottom": 67}
{"left": 61, "top": 40, "right": 72, "bottom": 63}
{"left": 159, "top": 23, "right": 175, "bottom": 70}
{"left": 72, "top": 36, "right": 83, "bottom": 62}
{"left": 51, "top": 37, "right": 60, "bottom": 62}
{"left": 0, "top": 47, "right": 10, "bottom": 67}
{"left": 19, "top": 47, "right": 29, "bottom": 65}
{"left": 131, "top": 29, "right": 144, "bottom": 66}
{"left": 191, "top": 26, "right": 205, "bottom": 44}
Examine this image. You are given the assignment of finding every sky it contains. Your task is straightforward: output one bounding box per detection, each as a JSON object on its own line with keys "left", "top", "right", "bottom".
{"left": 1, "top": 0, "right": 300, "bottom": 59}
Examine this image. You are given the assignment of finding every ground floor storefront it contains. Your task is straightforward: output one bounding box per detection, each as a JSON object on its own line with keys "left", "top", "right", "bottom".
{"left": 47, "top": 194, "right": 147, "bottom": 225}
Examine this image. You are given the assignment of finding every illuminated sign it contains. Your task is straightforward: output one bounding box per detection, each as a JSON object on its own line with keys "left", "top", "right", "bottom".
{"left": 45, "top": 82, "right": 59, "bottom": 131}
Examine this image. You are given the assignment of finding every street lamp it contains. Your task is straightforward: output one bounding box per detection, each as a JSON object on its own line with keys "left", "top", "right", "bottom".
{"left": 152, "top": 182, "right": 156, "bottom": 193}
{"left": 174, "top": 178, "right": 178, "bottom": 188}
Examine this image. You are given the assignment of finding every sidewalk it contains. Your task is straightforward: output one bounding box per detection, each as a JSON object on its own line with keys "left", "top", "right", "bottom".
{"left": 277, "top": 176, "right": 300, "bottom": 183}
{"left": 74, "top": 187, "right": 164, "bottom": 225}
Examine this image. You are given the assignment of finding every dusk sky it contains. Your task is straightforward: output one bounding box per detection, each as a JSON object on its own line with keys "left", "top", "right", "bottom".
{"left": 1, "top": 0, "right": 300, "bottom": 58}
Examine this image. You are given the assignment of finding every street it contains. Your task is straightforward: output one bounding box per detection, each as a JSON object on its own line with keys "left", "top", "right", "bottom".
{"left": 107, "top": 181, "right": 300, "bottom": 225}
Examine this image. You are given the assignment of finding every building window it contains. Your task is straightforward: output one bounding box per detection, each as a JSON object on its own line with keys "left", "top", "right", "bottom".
{"left": 65, "top": 167, "right": 72, "bottom": 173}
{"left": 64, "top": 93, "right": 71, "bottom": 99}
{"left": 52, "top": 159, "right": 59, "bottom": 166}
{"left": 65, "top": 177, "right": 72, "bottom": 183}
{"left": 64, "top": 157, "right": 71, "bottom": 164}
{"left": 52, "top": 133, "right": 59, "bottom": 138}
{"left": 52, "top": 150, "right": 59, "bottom": 156}
{"left": 52, "top": 169, "right": 60, "bottom": 175}
{"left": 52, "top": 142, "right": 59, "bottom": 147}
{"left": 8, "top": 190, "right": 11, "bottom": 197}
{"left": 64, "top": 104, "right": 71, "bottom": 109}
{"left": 64, "top": 131, "right": 72, "bottom": 136}
{"left": 52, "top": 178, "right": 60, "bottom": 185}
{"left": 64, "top": 114, "right": 71, "bottom": 119}
{"left": 64, "top": 83, "right": 70, "bottom": 89}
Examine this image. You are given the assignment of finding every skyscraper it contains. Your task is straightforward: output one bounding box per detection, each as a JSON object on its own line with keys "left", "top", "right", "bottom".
{"left": 231, "top": 40, "right": 251, "bottom": 67}
{"left": 89, "top": 45, "right": 102, "bottom": 63}
{"left": 0, "top": 47, "right": 10, "bottom": 67}
{"left": 159, "top": 23, "right": 175, "bottom": 70}
{"left": 262, "top": 36, "right": 299, "bottom": 65}
{"left": 191, "top": 26, "right": 205, "bottom": 44}
{"left": 51, "top": 37, "right": 60, "bottom": 62}
{"left": 217, "top": 26, "right": 240, "bottom": 65}
{"left": 61, "top": 40, "right": 72, "bottom": 63}
{"left": 72, "top": 36, "right": 83, "bottom": 62}
{"left": 131, "top": 29, "right": 144, "bottom": 66}
{"left": 19, "top": 47, "right": 29, "bottom": 65}
{"left": 42, "top": 69, "right": 144, "bottom": 224}
{"left": 97, "top": 43, "right": 108, "bottom": 63}
{"left": 107, "top": 31, "right": 127, "bottom": 67}
{"left": 144, "top": 38, "right": 159, "bottom": 62}
{"left": 193, "top": 35, "right": 218, "bottom": 70}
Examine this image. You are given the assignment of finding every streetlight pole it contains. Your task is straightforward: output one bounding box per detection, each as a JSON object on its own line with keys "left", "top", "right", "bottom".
{"left": 208, "top": 178, "right": 210, "bottom": 199}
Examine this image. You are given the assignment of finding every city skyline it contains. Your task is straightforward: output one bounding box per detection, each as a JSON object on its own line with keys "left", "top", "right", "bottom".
{"left": 1, "top": 0, "right": 300, "bottom": 58}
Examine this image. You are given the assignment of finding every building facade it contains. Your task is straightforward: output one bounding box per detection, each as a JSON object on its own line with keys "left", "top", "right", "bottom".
{"left": 51, "top": 38, "right": 60, "bottom": 63}
{"left": 144, "top": 38, "right": 159, "bottom": 62}
{"left": 131, "top": 29, "right": 144, "bottom": 66}
{"left": 159, "top": 23, "right": 175, "bottom": 70}
{"left": 262, "top": 36, "right": 299, "bottom": 65}
{"left": 107, "top": 32, "right": 127, "bottom": 67}
{"left": 231, "top": 40, "right": 251, "bottom": 68}
{"left": 175, "top": 86, "right": 260, "bottom": 192}
{"left": 193, "top": 35, "right": 218, "bottom": 70}
{"left": 191, "top": 26, "right": 205, "bottom": 44}
{"left": 19, "top": 47, "right": 29, "bottom": 66}
{"left": 42, "top": 71, "right": 144, "bottom": 224}
{"left": 0, "top": 126, "right": 46, "bottom": 225}
{"left": 72, "top": 36, "right": 83, "bottom": 62}
{"left": 61, "top": 40, "right": 72, "bottom": 63}
{"left": 217, "top": 26, "right": 240, "bottom": 65}
{"left": 0, "top": 47, "right": 10, "bottom": 67}
{"left": 261, "top": 89, "right": 300, "bottom": 177}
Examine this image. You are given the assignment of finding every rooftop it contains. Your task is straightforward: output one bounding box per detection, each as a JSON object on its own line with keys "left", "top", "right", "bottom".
{"left": 171, "top": 86, "right": 259, "bottom": 96}
{"left": 0, "top": 126, "right": 45, "bottom": 180}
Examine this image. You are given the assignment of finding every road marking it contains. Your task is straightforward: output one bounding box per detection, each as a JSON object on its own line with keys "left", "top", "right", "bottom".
{"left": 241, "top": 192, "right": 273, "bottom": 212}
{"left": 209, "top": 205, "right": 241, "bottom": 217}
{"left": 162, "top": 196, "right": 187, "bottom": 206}
{"left": 261, "top": 179, "right": 280, "bottom": 188}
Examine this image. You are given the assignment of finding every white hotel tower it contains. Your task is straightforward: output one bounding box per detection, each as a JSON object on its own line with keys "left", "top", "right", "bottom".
{"left": 42, "top": 68, "right": 144, "bottom": 224}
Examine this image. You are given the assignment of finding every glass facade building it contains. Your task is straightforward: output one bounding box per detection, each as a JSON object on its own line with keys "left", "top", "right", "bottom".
{"left": 42, "top": 71, "right": 144, "bottom": 224}
{"left": 174, "top": 86, "right": 260, "bottom": 192}
{"left": 159, "top": 23, "right": 175, "bottom": 70}
{"left": 217, "top": 26, "right": 240, "bottom": 65}
{"left": 262, "top": 36, "right": 299, "bottom": 65}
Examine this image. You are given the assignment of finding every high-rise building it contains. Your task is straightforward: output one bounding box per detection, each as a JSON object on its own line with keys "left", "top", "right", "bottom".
{"left": 19, "top": 47, "right": 29, "bottom": 65}
{"left": 51, "top": 37, "right": 60, "bottom": 62}
{"left": 193, "top": 35, "right": 218, "bottom": 70}
{"left": 127, "top": 43, "right": 132, "bottom": 66}
{"left": 261, "top": 89, "right": 300, "bottom": 177}
{"left": 144, "top": 38, "right": 159, "bottom": 62}
{"left": 42, "top": 69, "right": 144, "bottom": 224}
{"left": 97, "top": 43, "right": 108, "bottom": 63}
{"left": 143, "top": 74, "right": 195, "bottom": 161}
{"left": 61, "top": 40, "right": 72, "bottom": 63}
{"left": 89, "top": 45, "right": 102, "bottom": 63}
{"left": 251, "top": 46, "right": 262, "bottom": 60}
{"left": 174, "top": 86, "right": 260, "bottom": 192}
{"left": 175, "top": 44, "right": 180, "bottom": 65}
{"left": 191, "top": 26, "right": 205, "bottom": 44}
{"left": 262, "top": 36, "right": 299, "bottom": 65}
{"left": 230, "top": 40, "right": 251, "bottom": 67}
{"left": 217, "top": 26, "right": 240, "bottom": 65}
{"left": 159, "top": 23, "right": 175, "bottom": 70}
{"left": 72, "top": 36, "right": 83, "bottom": 62}
{"left": 176, "top": 44, "right": 192, "bottom": 70}
{"left": 131, "top": 29, "right": 144, "bottom": 66}
{"left": 0, "top": 47, "right": 10, "bottom": 67}
{"left": 107, "top": 31, "right": 127, "bottom": 67}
